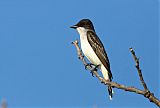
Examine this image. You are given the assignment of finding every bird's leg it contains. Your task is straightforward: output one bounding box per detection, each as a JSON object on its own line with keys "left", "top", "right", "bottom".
{"left": 85, "top": 63, "right": 94, "bottom": 70}
{"left": 90, "top": 64, "right": 100, "bottom": 77}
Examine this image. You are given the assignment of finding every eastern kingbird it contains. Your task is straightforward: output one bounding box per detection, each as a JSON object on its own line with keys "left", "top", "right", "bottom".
{"left": 71, "top": 19, "right": 113, "bottom": 99}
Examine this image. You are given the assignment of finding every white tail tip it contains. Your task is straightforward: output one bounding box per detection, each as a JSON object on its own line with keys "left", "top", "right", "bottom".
{"left": 109, "top": 96, "right": 112, "bottom": 100}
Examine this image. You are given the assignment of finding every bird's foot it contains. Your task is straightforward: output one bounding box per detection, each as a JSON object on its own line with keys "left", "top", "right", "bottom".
{"left": 85, "top": 63, "right": 94, "bottom": 70}
{"left": 90, "top": 64, "right": 100, "bottom": 77}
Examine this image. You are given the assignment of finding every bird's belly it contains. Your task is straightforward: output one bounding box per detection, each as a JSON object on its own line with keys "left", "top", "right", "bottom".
{"left": 81, "top": 39, "right": 101, "bottom": 66}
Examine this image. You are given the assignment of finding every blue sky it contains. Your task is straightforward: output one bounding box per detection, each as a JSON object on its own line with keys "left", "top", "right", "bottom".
{"left": 0, "top": 0, "right": 159, "bottom": 108}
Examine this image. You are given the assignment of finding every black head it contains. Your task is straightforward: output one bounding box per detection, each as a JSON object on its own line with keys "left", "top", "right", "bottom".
{"left": 70, "top": 19, "right": 95, "bottom": 31}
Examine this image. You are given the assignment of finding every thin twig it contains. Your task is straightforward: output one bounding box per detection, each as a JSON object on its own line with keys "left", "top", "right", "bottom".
{"left": 72, "top": 40, "right": 160, "bottom": 107}
{"left": 129, "top": 48, "right": 148, "bottom": 91}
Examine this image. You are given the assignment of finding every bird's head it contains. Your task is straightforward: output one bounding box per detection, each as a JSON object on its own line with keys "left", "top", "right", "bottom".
{"left": 70, "top": 19, "right": 95, "bottom": 31}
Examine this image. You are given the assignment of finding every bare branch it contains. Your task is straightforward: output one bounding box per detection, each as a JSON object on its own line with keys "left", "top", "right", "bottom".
{"left": 72, "top": 40, "right": 160, "bottom": 107}
{"left": 129, "top": 48, "right": 160, "bottom": 107}
{"left": 129, "top": 48, "right": 148, "bottom": 91}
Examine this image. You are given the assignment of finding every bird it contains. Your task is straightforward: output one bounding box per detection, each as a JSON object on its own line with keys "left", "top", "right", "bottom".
{"left": 70, "top": 19, "right": 113, "bottom": 100}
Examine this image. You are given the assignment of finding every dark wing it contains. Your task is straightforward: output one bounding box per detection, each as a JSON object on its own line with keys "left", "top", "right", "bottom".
{"left": 87, "top": 31, "right": 113, "bottom": 80}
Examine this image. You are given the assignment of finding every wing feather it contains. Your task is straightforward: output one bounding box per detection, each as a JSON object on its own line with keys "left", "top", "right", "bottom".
{"left": 87, "top": 31, "right": 113, "bottom": 80}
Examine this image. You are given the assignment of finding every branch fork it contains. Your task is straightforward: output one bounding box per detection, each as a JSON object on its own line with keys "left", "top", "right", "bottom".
{"left": 72, "top": 40, "right": 160, "bottom": 107}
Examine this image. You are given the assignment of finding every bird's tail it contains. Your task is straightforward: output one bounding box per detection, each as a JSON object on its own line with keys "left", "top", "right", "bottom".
{"left": 108, "top": 85, "right": 113, "bottom": 100}
{"left": 100, "top": 65, "right": 113, "bottom": 100}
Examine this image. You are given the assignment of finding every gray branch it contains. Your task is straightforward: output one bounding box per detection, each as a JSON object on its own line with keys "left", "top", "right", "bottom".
{"left": 72, "top": 40, "right": 160, "bottom": 107}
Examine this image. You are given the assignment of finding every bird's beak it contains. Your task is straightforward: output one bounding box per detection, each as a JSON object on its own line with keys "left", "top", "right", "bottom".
{"left": 70, "top": 25, "right": 78, "bottom": 29}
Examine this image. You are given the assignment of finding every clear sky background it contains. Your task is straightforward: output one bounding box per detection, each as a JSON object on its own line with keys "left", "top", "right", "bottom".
{"left": 0, "top": 0, "right": 159, "bottom": 108}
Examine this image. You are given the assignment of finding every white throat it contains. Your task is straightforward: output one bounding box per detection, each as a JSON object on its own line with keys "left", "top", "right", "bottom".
{"left": 76, "top": 27, "right": 87, "bottom": 40}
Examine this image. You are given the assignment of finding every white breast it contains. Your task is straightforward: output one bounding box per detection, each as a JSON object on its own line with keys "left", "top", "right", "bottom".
{"left": 76, "top": 27, "right": 101, "bottom": 65}
{"left": 76, "top": 27, "right": 109, "bottom": 80}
